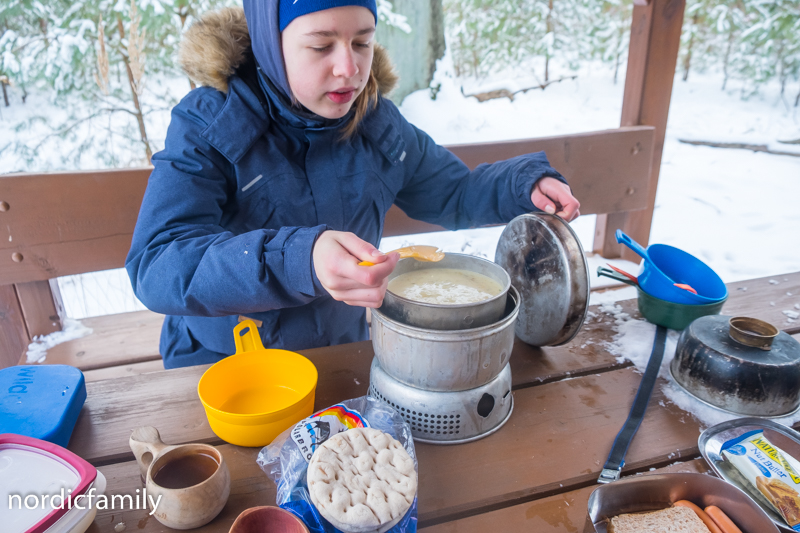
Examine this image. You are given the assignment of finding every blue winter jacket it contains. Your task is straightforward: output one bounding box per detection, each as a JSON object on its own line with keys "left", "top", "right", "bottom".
{"left": 125, "top": 13, "right": 566, "bottom": 369}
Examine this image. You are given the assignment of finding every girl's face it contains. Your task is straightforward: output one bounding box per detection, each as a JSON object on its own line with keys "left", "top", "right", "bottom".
{"left": 281, "top": 6, "right": 375, "bottom": 119}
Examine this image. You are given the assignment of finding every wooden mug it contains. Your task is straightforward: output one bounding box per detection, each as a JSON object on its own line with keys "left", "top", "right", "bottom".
{"left": 129, "top": 426, "right": 231, "bottom": 529}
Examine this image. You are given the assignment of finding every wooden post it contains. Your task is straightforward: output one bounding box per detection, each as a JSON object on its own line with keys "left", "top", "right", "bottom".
{"left": 594, "top": 0, "right": 686, "bottom": 260}
{"left": 0, "top": 284, "right": 29, "bottom": 369}
{"left": 15, "top": 279, "right": 65, "bottom": 338}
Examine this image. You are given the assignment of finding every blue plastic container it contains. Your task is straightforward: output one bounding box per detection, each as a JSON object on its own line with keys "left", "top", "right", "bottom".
{"left": 616, "top": 230, "right": 728, "bottom": 305}
{"left": 0, "top": 365, "right": 86, "bottom": 447}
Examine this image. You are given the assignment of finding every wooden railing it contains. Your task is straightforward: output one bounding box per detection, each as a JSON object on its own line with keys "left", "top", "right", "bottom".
{"left": 0, "top": 126, "right": 654, "bottom": 367}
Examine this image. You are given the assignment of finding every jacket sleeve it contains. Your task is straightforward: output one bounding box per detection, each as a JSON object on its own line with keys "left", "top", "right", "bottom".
{"left": 394, "top": 114, "right": 568, "bottom": 230}
{"left": 125, "top": 90, "right": 327, "bottom": 318}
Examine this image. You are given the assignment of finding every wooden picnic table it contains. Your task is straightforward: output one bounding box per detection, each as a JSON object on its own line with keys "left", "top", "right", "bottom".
{"left": 74, "top": 272, "right": 800, "bottom": 533}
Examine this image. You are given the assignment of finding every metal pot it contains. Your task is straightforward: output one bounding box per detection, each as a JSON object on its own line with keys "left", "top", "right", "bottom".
{"left": 670, "top": 315, "right": 800, "bottom": 417}
{"left": 380, "top": 253, "right": 511, "bottom": 330}
{"left": 495, "top": 212, "right": 590, "bottom": 346}
{"left": 371, "top": 287, "right": 520, "bottom": 392}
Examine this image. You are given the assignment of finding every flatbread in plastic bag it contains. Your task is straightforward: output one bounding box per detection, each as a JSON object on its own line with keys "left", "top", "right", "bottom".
{"left": 257, "top": 396, "right": 418, "bottom": 533}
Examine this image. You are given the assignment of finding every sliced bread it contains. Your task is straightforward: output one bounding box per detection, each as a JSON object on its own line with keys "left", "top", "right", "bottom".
{"left": 609, "top": 505, "right": 711, "bottom": 533}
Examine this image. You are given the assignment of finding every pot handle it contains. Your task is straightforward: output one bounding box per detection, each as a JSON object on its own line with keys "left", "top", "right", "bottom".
{"left": 130, "top": 426, "right": 169, "bottom": 481}
{"left": 597, "top": 266, "right": 638, "bottom": 288}
{"left": 615, "top": 230, "right": 649, "bottom": 261}
{"left": 233, "top": 319, "right": 266, "bottom": 355}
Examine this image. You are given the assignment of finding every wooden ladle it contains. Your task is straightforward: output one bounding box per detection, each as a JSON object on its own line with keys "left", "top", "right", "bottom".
{"left": 359, "top": 245, "right": 445, "bottom": 266}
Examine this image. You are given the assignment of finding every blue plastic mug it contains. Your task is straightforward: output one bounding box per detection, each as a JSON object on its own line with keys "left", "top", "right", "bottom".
{"left": 616, "top": 230, "right": 728, "bottom": 305}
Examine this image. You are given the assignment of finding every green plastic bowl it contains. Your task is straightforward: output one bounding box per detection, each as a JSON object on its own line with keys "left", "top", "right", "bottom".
{"left": 597, "top": 266, "right": 726, "bottom": 330}
{"left": 637, "top": 287, "right": 726, "bottom": 330}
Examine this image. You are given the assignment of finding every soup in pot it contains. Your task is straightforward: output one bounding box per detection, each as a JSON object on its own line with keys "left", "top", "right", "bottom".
{"left": 388, "top": 268, "right": 504, "bottom": 305}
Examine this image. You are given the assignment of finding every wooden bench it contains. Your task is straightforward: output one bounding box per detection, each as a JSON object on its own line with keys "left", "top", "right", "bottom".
{"left": 0, "top": 126, "right": 654, "bottom": 376}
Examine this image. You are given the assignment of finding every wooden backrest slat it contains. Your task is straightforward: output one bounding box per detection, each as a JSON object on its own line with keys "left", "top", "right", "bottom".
{"left": 0, "top": 126, "right": 653, "bottom": 284}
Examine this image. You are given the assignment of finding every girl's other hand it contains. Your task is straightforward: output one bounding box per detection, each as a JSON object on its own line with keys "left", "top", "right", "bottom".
{"left": 312, "top": 230, "right": 400, "bottom": 308}
{"left": 531, "top": 177, "right": 581, "bottom": 222}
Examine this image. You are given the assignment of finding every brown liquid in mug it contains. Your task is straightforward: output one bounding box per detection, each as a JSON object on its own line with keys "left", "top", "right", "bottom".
{"left": 152, "top": 452, "right": 219, "bottom": 489}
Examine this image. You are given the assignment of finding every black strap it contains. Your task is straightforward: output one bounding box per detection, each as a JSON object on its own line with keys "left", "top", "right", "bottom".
{"left": 598, "top": 325, "right": 668, "bottom": 483}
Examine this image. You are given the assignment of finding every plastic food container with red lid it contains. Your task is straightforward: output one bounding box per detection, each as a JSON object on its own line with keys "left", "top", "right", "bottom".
{"left": 0, "top": 434, "right": 106, "bottom": 533}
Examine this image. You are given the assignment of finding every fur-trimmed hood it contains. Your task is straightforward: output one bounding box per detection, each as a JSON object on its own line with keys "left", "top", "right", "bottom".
{"left": 178, "top": 7, "right": 398, "bottom": 97}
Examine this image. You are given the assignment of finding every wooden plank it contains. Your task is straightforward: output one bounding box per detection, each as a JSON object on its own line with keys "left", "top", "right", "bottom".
{"left": 86, "top": 450, "right": 710, "bottom": 533}
{"left": 82, "top": 359, "right": 165, "bottom": 382}
{"left": 594, "top": 0, "right": 686, "bottom": 259}
{"left": 385, "top": 127, "right": 655, "bottom": 237}
{"left": 68, "top": 340, "right": 375, "bottom": 465}
{"left": 420, "top": 459, "right": 712, "bottom": 533}
{"left": 85, "top": 401, "right": 712, "bottom": 533}
{"left": 511, "top": 272, "right": 800, "bottom": 387}
{"left": 82, "top": 369, "right": 707, "bottom": 531}
{"left": 15, "top": 279, "right": 64, "bottom": 338}
{"left": 413, "top": 369, "right": 704, "bottom": 526}
{"left": 18, "top": 310, "right": 164, "bottom": 370}
{"left": 0, "top": 168, "right": 150, "bottom": 285}
{"left": 1, "top": 127, "right": 654, "bottom": 283}
{"left": 0, "top": 283, "right": 28, "bottom": 369}
{"left": 65, "top": 272, "right": 800, "bottom": 464}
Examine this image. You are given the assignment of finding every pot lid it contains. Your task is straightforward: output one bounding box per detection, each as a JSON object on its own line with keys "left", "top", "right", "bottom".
{"left": 681, "top": 315, "right": 800, "bottom": 364}
{"left": 494, "top": 212, "right": 589, "bottom": 346}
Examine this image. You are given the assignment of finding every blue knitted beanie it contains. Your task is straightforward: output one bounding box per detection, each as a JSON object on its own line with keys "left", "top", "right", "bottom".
{"left": 279, "top": 0, "right": 378, "bottom": 32}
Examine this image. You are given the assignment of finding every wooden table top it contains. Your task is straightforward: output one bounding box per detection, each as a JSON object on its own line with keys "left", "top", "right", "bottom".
{"left": 76, "top": 272, "right": 800, "bottom": 533}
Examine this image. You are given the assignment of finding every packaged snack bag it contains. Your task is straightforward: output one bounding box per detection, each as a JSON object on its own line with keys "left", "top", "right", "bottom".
{"left": 722, "top": 430, "right": 800, "bottom": 531}
{"left": 257, "top": 396, "right": 417, "bottom": 533}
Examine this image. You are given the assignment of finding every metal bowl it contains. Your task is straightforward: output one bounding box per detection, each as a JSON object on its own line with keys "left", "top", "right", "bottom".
{"left": 380, "top": 253, "right": 511, "bottom": 331}
{"left": 670, "top": 315, "right": 800, "bottom": 417}
{"left": 700, "top": 417, "right": 800, "bottom": 532}
{"left": 587, "top": 473, "right": 779, "bottom": 532}
{"left": 371, "top": 287, "right": 519, "bottom": 392}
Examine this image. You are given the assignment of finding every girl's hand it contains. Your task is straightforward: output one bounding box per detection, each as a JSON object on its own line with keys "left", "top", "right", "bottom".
{"left": 312, "top": 230, "right": 400, "bottom": 308}
{"left": 531, "top": 177, "right": 581, "bottom": 222}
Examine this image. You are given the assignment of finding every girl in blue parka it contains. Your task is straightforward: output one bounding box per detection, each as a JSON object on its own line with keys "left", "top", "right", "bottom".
{"left": 125, "top": 0, "right": 581, "bottom": 369}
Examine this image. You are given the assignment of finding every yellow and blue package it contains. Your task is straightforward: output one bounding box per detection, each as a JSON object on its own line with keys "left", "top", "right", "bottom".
{"left": 722, "top": 429, "right": 800, "bottom": 531}
{"left": 257, "top": 396, "right": 418, "bottom": 533}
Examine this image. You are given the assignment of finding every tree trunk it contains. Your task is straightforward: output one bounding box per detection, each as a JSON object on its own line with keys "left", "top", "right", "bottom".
{"left": 178, "top": 2, "right": 196, "bottom": 90}
{"left": 795, "top": 83, "right": 800, "bottom": 107}
{"left": 545, "top": 0, "right": 554, "bottom": 82}
{"left": 613, "top": 25, "right": 625, "bottom": 85}
{"left": 117, "top": 16, "right": 152, "bottom": 162}
{"left": 1, "top": 81, "right": 8, "bottom": 107}
{"left": 721, "top": 28, "right": 734, "bottom": 91}
{"left": 682, "top": 12, "right": 698, "bottom": 82}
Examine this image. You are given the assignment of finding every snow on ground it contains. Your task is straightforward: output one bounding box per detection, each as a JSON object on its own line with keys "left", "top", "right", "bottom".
{"left": 394, "top": 55, "right": 800, "bottom": 285}
{"left": 24, "top": 319, "right": 93, "bottom": 364}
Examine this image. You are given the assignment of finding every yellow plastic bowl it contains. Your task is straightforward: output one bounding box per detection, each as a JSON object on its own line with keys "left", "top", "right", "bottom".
{"left": 198, "top": 320, "right": 318, "bottom": 447}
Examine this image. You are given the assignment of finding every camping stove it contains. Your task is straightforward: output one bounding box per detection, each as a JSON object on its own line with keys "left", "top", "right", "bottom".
{"left": 368, "top": 213, "right": 591, "bottom": 444}
{"left": 368, "top": 357, "right": 513, "bottom": 444}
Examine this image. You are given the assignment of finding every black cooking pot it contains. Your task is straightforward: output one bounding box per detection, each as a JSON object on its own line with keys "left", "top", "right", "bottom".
{"left": 670, "top": 315, "right": 800, "bottom": 417}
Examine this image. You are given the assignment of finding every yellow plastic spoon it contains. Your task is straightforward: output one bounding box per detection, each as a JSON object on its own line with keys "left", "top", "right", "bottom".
{"left": 358, "top": 245, "right": 445, "bottom": 267}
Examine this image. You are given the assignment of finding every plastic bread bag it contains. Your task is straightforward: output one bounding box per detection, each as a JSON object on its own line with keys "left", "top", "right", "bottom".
{"left": 257, "top": 396, "right": 418, "bottom": 533}
{"left": 721, "top": 429, "right": 800, "bottom": 531}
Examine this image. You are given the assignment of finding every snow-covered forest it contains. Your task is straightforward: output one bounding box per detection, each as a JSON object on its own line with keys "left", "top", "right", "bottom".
{"left": 1, "top": 0, "right": 798, "bottom": 170}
